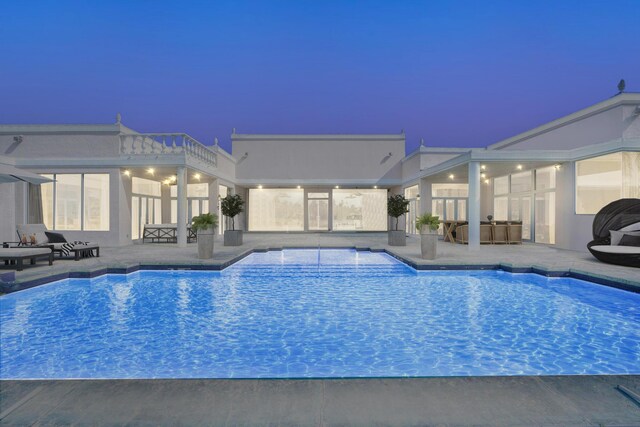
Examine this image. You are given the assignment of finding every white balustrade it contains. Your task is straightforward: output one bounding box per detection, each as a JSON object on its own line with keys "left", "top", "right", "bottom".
{"left": 119, "top": 133, "right": 217, "bottom": 167}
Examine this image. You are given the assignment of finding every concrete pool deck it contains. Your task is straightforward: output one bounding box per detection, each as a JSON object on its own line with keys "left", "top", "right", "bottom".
{"left": 1, "top": 232, "right": 638, "bottom": 292}
{"left": 1, "top": 376, "right": 639, "bottom": 425}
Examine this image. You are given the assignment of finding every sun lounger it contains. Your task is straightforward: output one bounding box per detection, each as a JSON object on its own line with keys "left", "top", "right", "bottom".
{"left": 587, "top": 198, "right": 640, "bottom": 268}
{"left": 16, "top": 224, "right": 100, "bottom": 260}
{"left": 0, "top": 247, "right": 53, "bottom": 271}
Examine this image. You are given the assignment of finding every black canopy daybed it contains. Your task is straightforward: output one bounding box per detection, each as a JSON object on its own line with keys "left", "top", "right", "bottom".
{"left": 587, "top": 198, "right": 640, "bottom": 268}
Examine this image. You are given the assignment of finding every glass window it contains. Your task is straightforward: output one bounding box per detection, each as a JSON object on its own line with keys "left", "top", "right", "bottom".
{"left": 404, "top": 185, "right": 419, "bottom": 199}
{"left": 83, "top": 174, "right": 110, "bottom": 231}
{"left": 41, "top": 175, "right": 54, "bottom": 230}
{"left": 536, "top": 166, "right": 556, "bottom": 191}
{"left": 55, "top": 174, "right": 82, "bottom": 230}
{"left": 171, "top": 200, "right": 177, "bottom": 223}
{"left": 170, "top": 183, "right": 209, "bottom": 198}
{"left": 218, "top": 185, "right": 228, "bottom": 234}
{"left": 510, "top": 171, "right": 532, "bottom": 193}
{"left": 494, "top": 176, "right": 509, "bottom": 195}
{"left": 154, "top": 199, "right": 162, "bottom": 224}
{"left": 332, "top": 189, "right": 387, "bottom": 231}
{"left": 493, "top": 196, "right": 508, "bottom": 221}
{"left": 132, "top": 177, "right": 161, "bottom": 197}
{"left": 432, "top": 199, "right": 444, "bottom": 235}
{"left": 432, "top": 183, "right": 468, "bottom": 197}
{"left": 308, "top": 199, "right": 329, "bottom": 230}
{"left": 248, "top": 188, "right": 304, "bottom": 231}
{"left": 576, "top": 152, "right": 639, "bottom": 214}
{"left": 308, "top": 192, "right": 329, "bottom": 199}
{"left": 535, "top": 192, "right": 556, "bottom": 244}
{"left": 132, "top": 197, "right": 140, "bottom": 239}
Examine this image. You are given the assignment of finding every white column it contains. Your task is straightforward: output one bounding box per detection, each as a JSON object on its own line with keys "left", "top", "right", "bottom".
{"left": 176, "top": 166, "right": 187, "bottom": 247}
{"left": 419, "top": 177, "right": 432, "bottom": 214}
{"left": 468, "top": 161, "right": 481, "bottom": 250}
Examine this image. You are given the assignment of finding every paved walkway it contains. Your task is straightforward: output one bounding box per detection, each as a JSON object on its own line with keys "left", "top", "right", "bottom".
{"left": 2, "top": 376, "right": 639, "bottom": 426}
{"left": 2, "top": 233, "right": 638, "bottom": 292}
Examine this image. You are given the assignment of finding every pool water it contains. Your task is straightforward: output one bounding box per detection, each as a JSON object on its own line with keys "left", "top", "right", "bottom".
{"left": 1, "top": 249, "right": 639, "bottom": 379}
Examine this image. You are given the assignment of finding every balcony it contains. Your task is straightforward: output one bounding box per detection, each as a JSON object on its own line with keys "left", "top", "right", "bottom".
{"left": 119, "top": 133, "right": 217, "bottom": 168}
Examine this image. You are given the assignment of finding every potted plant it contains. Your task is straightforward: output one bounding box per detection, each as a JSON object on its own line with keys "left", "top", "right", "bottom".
{"left": 387, "top": 194, "right": 410, "bottom": 246}
{"left": 416, "top": 213, "right": 440, "bottom": 260}
{"left": 191, "top": 213, "right": 218, "bottom": 259}
{"left": 221, "top": 194, "right": 244, "bottom": 246}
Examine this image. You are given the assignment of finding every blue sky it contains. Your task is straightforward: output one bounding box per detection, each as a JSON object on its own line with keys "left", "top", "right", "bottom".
{"left": 1, "top": 0, "right": 639, "bottom": 154}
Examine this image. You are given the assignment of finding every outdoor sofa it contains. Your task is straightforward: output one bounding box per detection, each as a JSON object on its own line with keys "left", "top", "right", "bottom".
{"left": 15, "top": 224, "right": 100, "bottom": 260}
{"left": 0, "top": 246, "right": 53, "bottom": 271}
{"left": 455, "top": 221, "right": 522, "bottom": 244}
{"left": 587, "top": 198, "right": 640, "bottom": 268}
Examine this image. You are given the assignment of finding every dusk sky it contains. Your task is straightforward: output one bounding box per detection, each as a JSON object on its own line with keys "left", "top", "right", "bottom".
{"left": 1, "top": 0, "right": 639, "bottom": 154}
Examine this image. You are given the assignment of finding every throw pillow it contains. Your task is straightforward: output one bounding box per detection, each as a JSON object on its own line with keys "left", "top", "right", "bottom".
{"left": 610, "top": 229, "right": 640, "bottom": 245}
{"left": 619, "top": 234, "right": 640, "bottom": 247}
{"left": 45, "top": 231, "right": 67, "bottom": 243}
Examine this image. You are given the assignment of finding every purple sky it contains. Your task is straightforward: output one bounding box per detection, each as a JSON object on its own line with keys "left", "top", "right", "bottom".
{"left": 1, "top": 1, "right": 639, "bottom": 154}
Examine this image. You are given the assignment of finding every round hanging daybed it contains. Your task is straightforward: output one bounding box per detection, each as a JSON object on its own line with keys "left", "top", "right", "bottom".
{"left": 587, "top": 198, "right": 640, "bottom": 268}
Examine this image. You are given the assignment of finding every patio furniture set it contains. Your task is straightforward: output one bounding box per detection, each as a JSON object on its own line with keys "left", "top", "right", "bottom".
{"left": 441, "top": 220, "right": 523, "bottom": 245}
{"left": 142, "top": 224, "right": 197, "bottom": 243}
{"left": 1, "top": 224, "right": 100, "bottom": 271}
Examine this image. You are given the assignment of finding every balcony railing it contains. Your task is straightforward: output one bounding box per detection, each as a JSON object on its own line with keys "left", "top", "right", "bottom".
{"left": 119, "top": 133, "right": 217, "bottom": 167}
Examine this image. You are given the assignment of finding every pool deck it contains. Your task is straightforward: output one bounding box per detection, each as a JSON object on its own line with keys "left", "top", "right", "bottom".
{"left": 1, "top": 232, "right": 639, "bottom": 292}
{"left": 2, "top": 376, "right": 639, "bottom": 425}
{"left": 2, "top": 233, "right": 640, "bottom": 425}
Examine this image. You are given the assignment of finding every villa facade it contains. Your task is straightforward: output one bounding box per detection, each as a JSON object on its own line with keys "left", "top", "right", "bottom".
{"left": 0, "top": 93, "right": 638, "bottom": 252}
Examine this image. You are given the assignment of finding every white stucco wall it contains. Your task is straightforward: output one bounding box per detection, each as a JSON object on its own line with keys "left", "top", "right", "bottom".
{"left": 0, "top": 131, "right": 120, "bottom": 159}
{"left": 233, "top": 135, "right": 404, "bottom": 185}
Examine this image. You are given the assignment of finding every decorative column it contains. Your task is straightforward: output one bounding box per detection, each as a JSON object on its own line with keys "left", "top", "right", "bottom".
{"left": 176, "top": 166, "right": 187, "bottom": 247}
{"left": 419, "top": 177, "right": 432, "bottom": 215}
{"left": 468, "top": 161, "right": 481, "bottom": 250}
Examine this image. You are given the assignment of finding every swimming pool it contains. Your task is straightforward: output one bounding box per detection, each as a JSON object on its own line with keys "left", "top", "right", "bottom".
{"left": 1, "top": 249, "right": 639, "bottom": 379}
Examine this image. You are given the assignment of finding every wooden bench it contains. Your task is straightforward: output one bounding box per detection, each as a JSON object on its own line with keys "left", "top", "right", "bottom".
{"left": 143, "top": 224, "right": 197, "bottom": 243}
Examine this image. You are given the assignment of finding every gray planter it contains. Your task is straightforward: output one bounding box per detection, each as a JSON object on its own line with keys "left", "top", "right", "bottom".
{"left": 224, "top": 230, "right": 243, "bottom": 246}
{"left": 420, "top": 229, "right": 438, "bottom": 260}
{"left": 197, "top": 228, "right": 214, "bottom": 259}
{"left": 388, "top": 230, "right": 406, "bottom": 246}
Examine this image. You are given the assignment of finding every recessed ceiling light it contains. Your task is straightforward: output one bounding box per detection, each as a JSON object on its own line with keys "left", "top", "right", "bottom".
{"left": 481, "top": 165, "right": 486, "bottom": 170}
{"left": 193, "top": 173, "right": 201, "bottom": 180}
{"left": 147, "top": 168, "right": 155, "bottom": 175}
{"left": 374, "top": 185, "right": 378, "bottom": 189}
{"left": 123, "top": 170, "right": 130, "bottom": 177}
{"left": 449, "top": 174, "right": 455, "bottom": 179}
{"left": 335, "top": 185, "right": 340, "bottom": 189}
{"left": 480, "top": 173, "right": 486, "bottom": 178}
{"left": 517, "top": 165, "right": 523, "bottom": 170}
{"left": 258, "top": 185, "right": 263, "bottom": 189}
{"left": 484, "top": 179, "right": 490, "bottom": 184}
{"left": 170, "top": 176, "right": 176, "bottom": 183}
{"left": 297, "top": 185, "right": 301, "bottom": 189}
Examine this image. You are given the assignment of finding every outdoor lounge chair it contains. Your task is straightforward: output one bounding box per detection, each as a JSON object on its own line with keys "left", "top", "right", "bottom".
{"left": 16, "top": 224, "right": 100, "bottom": 260}
{"left": 492, "top": 222, "right": 509, "bottom": 244}
{"left": 587, "top": 198, "right": 640, "bottom": 268}
{"left": 0, "top": 247, "right": 53, "bottom": 271}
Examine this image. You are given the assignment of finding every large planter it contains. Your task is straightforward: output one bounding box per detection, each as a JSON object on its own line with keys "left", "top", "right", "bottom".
{"left": 388, "top": 230, "right": 406, "bottom": 246}
{"left": 224, "top": 230, "right": 243, "bottom": 246}
{"left": 420, "top": 228, "right": 438, "bottom": 260}
{"left": 197, "top": 228, "right": 214, "bottom": 259}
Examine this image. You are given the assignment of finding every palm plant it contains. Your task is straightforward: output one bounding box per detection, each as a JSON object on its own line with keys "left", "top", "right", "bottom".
{"left": 191, "top": 213, "right": 218, "bottom": 231}
{"left": 416, "top": 213, "right": 440, "bottom": 232}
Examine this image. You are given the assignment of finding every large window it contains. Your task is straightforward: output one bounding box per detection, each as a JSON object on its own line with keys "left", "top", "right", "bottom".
{"left": 576, "top": 152, "right": 640, "bottom": 214}
{"left": 132, "top": 177, "right": 161, "bottom": 240}
{"left": 248, "top": 188, "right": 304, "bottom": 231}
{"left": 492, "top": 166, "right": 556, "bottom": 243}
{"left": 332, "top": 189, "right": 387, "bottom": 231}
{"left": 431, "top": 184, "right": 468, "bottom": 235}
{"left": 170, "top": 183, "right": 210, "bottom": 223}
{"left": 40, "top": 173, "right": 110, "bottom": 231}
{"left": 404, "top": 185, "right": 419, "bottom": 234}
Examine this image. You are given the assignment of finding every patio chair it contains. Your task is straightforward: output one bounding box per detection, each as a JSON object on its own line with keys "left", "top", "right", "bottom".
{"left": 492, "top": 222, "right": 509, "bottom": 244}
{"left": 507, "top": 221, "right": 523, "bottom": 244}
{"left": 16, "top": 224, "right": 100, "bottom": 260}
{"left": 455, "top": 224, "right": 468, "bottom": 244}
{"left": 587, "top": 198, "right": 640, "bottom": 268}
{"left": 480, "top": 223, "right": 493, "bottom": 244}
